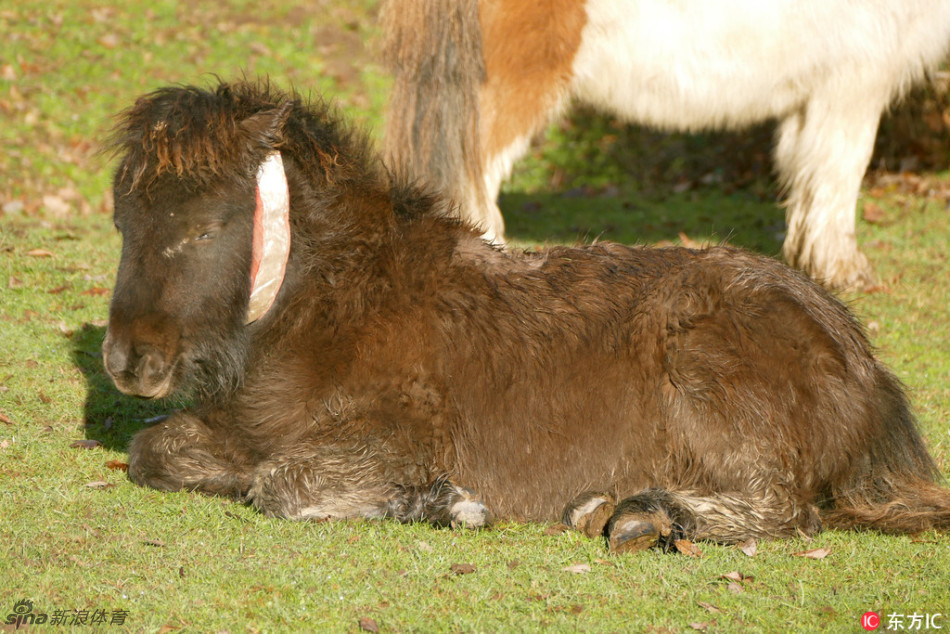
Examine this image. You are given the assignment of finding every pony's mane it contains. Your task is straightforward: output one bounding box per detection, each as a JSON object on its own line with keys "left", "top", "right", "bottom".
{"left": 107, "top": 79, "right": 377, "bottom": 195}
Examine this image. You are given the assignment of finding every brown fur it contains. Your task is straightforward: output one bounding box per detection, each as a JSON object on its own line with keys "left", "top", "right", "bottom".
{"left": 103, "top": 81, "right": 950, "bottom": 547}
{"left": 381, "top": 0, "right": 487, "bottom": 210}
{"left": 477, "top": 0, "right": 585, "bottom": 157}
{"left": 382, "top": 0, "right": 586, "bottom": 240}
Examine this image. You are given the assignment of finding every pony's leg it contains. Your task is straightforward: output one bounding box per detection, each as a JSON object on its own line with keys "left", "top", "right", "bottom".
{"left": 604, "top": 488, "right": 822, "bottom": 553}
{"left": 562, "top": 491, "right": 617, "bottom": 538}
{"left": 469, "top": 0, "right": 586, "bottom": 243}
{"left": 128, "top": 411, "right": 254, "bottom": 499}
{"left": 248, "top": 451, "right": 491, "bottom": 528}
{"left": 389, "top": 477, "right": 492, "bottom": 528}
{"left": 774, "top": 93, "right": 886, "bottom": 290}
{"left": 248, "top": 446, "right": 394, "bottom": 520}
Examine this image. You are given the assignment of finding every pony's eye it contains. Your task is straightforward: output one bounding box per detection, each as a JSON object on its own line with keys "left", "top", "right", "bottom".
{"left": 193, "top": 226, "right": 220, "bottom": 242}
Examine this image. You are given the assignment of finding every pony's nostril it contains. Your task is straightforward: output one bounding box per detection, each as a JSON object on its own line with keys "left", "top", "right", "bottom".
{"left": 102, "top": 322, "right": 177, "bottom": 398}
{"left": 103, "top": 333, "right": 130, "bottom": 378}
{"left": 137, "top": 348, "right": 167, "bottom": 383}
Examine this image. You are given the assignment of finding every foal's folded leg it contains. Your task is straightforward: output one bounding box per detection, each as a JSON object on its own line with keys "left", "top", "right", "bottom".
{"left": 128, "top": 411, "right": 255, "bottom": 498}
{"left": 562, "top": 491, "right": 617, "bottom": 538}
{"left": 388, "top": 476, "right": 492, "bottom": 528}
{"left": 247, "top": 446, "right": 395, "bottom": 520}
{"left": 249, "top": 449, "right": 492, "bottom": 528}
{"left": 604, "top": 488, "right": 822, "bottom": 553}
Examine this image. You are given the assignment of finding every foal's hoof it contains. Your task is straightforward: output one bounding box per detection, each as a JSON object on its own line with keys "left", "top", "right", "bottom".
{"left": 449, "top": 487, "right": 492, "bottom": 529}
{"left": 606, "top": 511, "right": 673, "bottom": 554}
{"left": 562, "top": 492, "right": 616, "bottom": 538}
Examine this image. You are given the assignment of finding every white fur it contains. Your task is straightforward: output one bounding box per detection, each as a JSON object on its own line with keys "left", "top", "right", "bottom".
{"left": 488, "top": 0, "right": 950, "bottom": 288}
{"left": 475, "top": 132, "right": 533, "bottom": 242}
{"left": 570, "top": 0, "right": 948, "bottom": 130}
{"left": 449, "top": 498, "right": 491, "bottom": 528}
{"left": 293, "top": 503, "right": 387, "bottom": 521}
{"left": 568, "top": 495, "right": 612, "bottom": 527}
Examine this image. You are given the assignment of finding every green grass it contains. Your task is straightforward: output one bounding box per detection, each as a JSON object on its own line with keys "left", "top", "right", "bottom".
{"left": 2, "top": 1, "right": 949, "bottom": 631}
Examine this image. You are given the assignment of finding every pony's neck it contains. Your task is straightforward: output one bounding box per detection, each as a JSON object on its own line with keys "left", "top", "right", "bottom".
{"left": 252, "top": 161, "right": 400, "bottom": 330}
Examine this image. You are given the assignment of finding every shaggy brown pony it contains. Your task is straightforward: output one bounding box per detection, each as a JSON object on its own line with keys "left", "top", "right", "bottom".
{"left": 103, "top": 80, "right": 950, "bottom": 553}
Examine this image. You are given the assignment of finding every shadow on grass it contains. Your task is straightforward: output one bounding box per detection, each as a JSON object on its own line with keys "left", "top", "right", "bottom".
{"left": 501, "top": 188, "right": 786, "bottom": 257}
{"left": 71, "top": 323, "right": 176, "bottom": 453}
{"left": 498, "top": 110, "right": 787, "bottom": 255}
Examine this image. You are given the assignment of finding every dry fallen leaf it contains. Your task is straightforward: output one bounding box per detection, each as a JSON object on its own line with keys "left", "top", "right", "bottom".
{"left": 793, "top": 547, "right": 831, "bottom": 560}
{"left": 105, "top": 460, "right": 129, "bottom": 472}
{"left": 97, "top": 33, "right": 120, "bottom": 49}
{"left": 358, "top": 617, "right": 379, "bottom": 633}
{"left": 738, "top": 538, "right": 758, "bottom": 557}
{"left": 689, "top": 621, "right": 716, "bottom": 631}
{"left": 70, "top": 439, "right": 102, "bottom": 450}
{"left": 86, "top": 480, "right": 114, "bottom": 489}
{"left": 562, "top": 563, "right": 591, "bottom": 574}
{"left": 81, "top": 523, "right": 101, "bottom": 537}
{"left": 863, "top": 201, "right": 887, "bottom": 224}
{"left": 697, "top": 601, "right": 722, "bottom": 614}
{"left": 720, "top": 571, "right": 754, "bottom": 584}
{"left": 25, "top": 248, "right": 55, "bottom": 258}
{"left": 223, "top": 511, "right": 250, "bottom": 523}
{"left": 450, "top": 563, "right": 476, "bottom": 575}
{"left": 249, "top": 41, "right": 273, "bottom": 57}
{"left": 674, "top": 539, "right": 703, "bottom": 558}
{"left": 143, "top": 539, "right": 166, "bottom": 548}
{"left": 41, "top": 194, "right": 72, "bottom": 218}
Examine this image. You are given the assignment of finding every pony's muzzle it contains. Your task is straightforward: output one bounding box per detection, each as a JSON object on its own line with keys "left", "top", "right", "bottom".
{"left": 103, "top": 329, "right": 176, "bottom": 399}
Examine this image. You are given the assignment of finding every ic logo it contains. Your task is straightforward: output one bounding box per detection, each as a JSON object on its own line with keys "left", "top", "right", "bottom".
{"left": 862, "top": 611, "right": 881, "bottom": 631}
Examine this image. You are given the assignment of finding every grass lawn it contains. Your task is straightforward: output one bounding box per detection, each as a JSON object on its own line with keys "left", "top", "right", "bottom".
{"left": 2, "top": 1, "right": 948, "bottom": 631}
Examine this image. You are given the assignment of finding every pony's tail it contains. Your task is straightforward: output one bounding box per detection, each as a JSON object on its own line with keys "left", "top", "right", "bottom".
{"left": 824, "top": 480, "right": 950, "bottom": 534}
{"left": 380, "top": 0, "right": 485, "bottom": 208}
{"left": 822, "top": 365, "right": 950, "bottom": 534}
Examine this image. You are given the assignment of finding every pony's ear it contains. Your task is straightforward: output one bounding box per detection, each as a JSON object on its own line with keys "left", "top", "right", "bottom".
{"left": 240, "top": 101, "right": 293, "bottom": 150}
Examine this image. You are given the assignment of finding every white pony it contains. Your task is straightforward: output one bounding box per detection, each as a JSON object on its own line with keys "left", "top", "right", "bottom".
{"left": 383, "top": 0, "right": 950, "bottom": 290}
